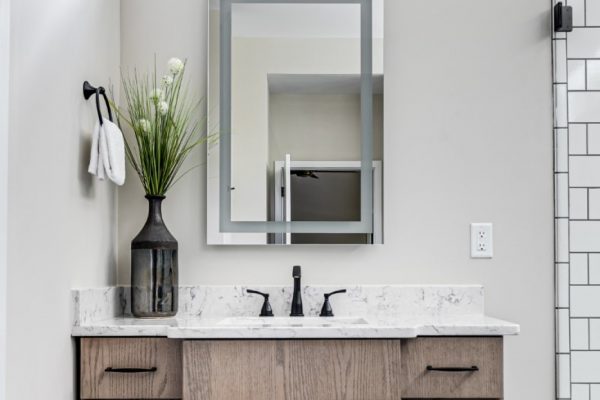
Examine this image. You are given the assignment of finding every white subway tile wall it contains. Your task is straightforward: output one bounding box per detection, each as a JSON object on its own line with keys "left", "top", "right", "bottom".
{"left": 560, "top": 308, "right": 572, "bottom": 353}
{"left": 571, "top": 157, "right": 600, "bottom": 186}
{"left": 592, "top": 385, "right": 600, "bottom": 400}
{"left": 554, "top": 2, "right": 600, "bottom": 396}
{"left": 590, "top": 255, "right": 600, "bottom": 284}
{"left": 571, "top": 221, "right": 600, "bottom": 251}
{"left": 558, "top": 174, "right": 570, "bottom": 217}
{"left": 556, "top": 128, "right": 569, "bottom": 171}
{"left": 588, "top": 124, "right": 600, "bottom": 154}
{"left": 568, "top": 58, "right": 586, "bottom": 90}
{"left": 567, "top": 29, "right": 600, "bottom": 58}
{"left": 589, "top": 189, "right": 600, "bottom": 218}
{"left": 572, "top": 352, "right": 600, "bottom": 382}
{"left": 570, "top": 189, "right": 588, "bottom": 220}
{"left": 570, "top": 253, "right": 589, "bottom": 284}
{"left": 570, "top": 0, "right": 586, "bottom": 26}
{"left": 571, "top": 286, "right": 600, "bottom": 317}
{"left": 557, "top": 85, "right": 569, "bottom": 126}
{"left": 573, "top": 384, "right": 591, "bottom": 400}
{"left": 570, "top": 92, "right": 600, "bottom": 122}
{"left": 587, "top": 0, "right": 600, "bottom": 25}
{"left": 558, "top": 353, "right": 572, "bottom": 398}
{"left": 587, "top": 60, "right": 600, "bottom": 90}
{"left": 569, "top": 59, "right": 586, "bottom": 90}
{"left": 571, "top": 318, "right": 589, "bottom": 350}
{"left": 557, "top": 40, "right": 568, "bottom": 82}
{"left": 557, "top": 219, "right": 570, "bottom": 263}
{"left": 570, "top": 124, "right": 588, "bottom": 154}
{"left": 590, "top": 319, "right": 600, "bottom": 350}
{"left": 558, "top": 262, "right": 570, "bottom": 307}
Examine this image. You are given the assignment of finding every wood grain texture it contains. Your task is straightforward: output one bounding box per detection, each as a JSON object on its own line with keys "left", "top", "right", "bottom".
{"left": 183, "top": 340, "right": 281, "bottom": 400}
{"left": 281, "top": 340, "right": 402, "bottom": 400}
{"left": 401, "top": 337, "right": 503, "bottom": 399}
{"left": 81, "top": 337, "right": 182, "bottom": 399}
{"left": 183, "top": 340, "right": 402, "bottom": 400}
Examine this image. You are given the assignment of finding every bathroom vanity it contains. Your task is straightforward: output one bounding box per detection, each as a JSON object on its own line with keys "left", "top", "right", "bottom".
{"left": 72, "top": 285, "right": 519, "bottom": 400}
{"left": 83, "top": 4, "right": 519, "bottom": 395}
{"left": 80, "top": 336, "right": 503, "bottom": 399}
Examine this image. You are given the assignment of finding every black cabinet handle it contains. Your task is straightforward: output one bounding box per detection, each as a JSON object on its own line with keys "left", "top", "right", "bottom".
{"left": 104, "top": 367, "right": 157, "bottom": 373}
{"left": 426, "top": 365, "right": 479, "bottom": 372}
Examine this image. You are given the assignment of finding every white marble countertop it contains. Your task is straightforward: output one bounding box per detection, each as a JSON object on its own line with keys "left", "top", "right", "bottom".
{"left": 71, "top": 314, "right": 519, "bottom": 338}
{"left": 71, "top": 285, "right": 520, "bottom": 339}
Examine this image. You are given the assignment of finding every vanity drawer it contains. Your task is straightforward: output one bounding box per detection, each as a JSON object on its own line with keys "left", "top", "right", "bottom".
{"left": 80, "top": 337, "right": 182, "bottom": 399}
{"left": 401, "top": 337, "right": 502, "bottom": 399}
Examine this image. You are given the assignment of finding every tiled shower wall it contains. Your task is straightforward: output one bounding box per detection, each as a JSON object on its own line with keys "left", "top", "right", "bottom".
{"left": 554, "top": 0, "right": 600, "bottom": 398}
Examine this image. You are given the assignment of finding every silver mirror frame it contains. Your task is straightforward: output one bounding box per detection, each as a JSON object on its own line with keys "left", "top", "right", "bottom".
{"left": 219, "top": 0, "right": 373, "bottom": 234}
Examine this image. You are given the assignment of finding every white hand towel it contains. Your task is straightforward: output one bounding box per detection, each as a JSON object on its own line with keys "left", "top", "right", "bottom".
{"left": 88, "top": 118, "right": 125, "bottom": 185}
{"left": 99, "top": 118, "right": 126, "bottom": 186}
{"left": 87, "top": 120, "right": 103, "bottom": 179}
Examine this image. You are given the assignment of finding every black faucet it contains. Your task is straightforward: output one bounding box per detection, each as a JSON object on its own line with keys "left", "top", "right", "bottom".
{"left": 246, "top": 289, "right": 274, "bottom": 317}
{"left": 319, "top": 289, "right": 347, "bottom": 317}
{"left": 290, "top": 265, "right": 304, "bottom": 316}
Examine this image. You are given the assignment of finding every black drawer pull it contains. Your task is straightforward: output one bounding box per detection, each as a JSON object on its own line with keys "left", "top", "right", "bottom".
{"left": 426, "top": 365, "right": 479, "bottom": 372}
{"left": 105, "top": 367, "right": 157, "bottom": 373}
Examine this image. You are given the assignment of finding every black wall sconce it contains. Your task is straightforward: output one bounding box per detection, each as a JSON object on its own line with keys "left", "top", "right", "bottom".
{"left": 554, "top": 2, "right": 573, "bottom": 32}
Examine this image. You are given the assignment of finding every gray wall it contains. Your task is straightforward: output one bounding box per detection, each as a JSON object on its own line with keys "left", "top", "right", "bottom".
{"left": 269, "top": 93, "right": 384, "bottom": 162}
{"left": 0, "top": 0, "right": 9, "bottom": 395}
{"left": 119, "top": 0, "right": 554, "bottom": 398}
{"left": 6, "top": 0, "right": 120, "bottom": 398}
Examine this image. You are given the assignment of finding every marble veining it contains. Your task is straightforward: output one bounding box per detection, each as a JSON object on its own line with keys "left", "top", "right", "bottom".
{"left": 72, "top": 287, "right": 123, "bottom": 327}
{"left": 118, "top": 284, "right": 485, "bottom": 318}
{"left": 71, "top": 314, "right": 519, "bottom": 338}
{"left": 71, "top": 285, "right": 520, "bottom": 338}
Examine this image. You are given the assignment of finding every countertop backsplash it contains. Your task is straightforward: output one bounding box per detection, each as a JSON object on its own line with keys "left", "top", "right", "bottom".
{"left": 73, "top": 285, "right": 485, "bottom": 326}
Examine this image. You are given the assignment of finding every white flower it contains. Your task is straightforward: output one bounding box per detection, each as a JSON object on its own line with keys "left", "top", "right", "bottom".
{"left": 138, "top": 119, "right": 151, "bottom": 133}
{"left": 167, "top": 57, "right": 184, "bottom": 75}
{"left": 158, "top": 101, "right": 169, "bottom": 116}
{"left": 149, "top": 88, "right": 162, "bottom": 103}
{"left": 161, "top": 75, "right": 174, "bottom": 86}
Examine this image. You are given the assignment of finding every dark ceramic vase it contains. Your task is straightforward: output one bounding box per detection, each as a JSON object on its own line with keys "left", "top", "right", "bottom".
{"left": 131, "top": 195, "right": 178, "bottom": 318}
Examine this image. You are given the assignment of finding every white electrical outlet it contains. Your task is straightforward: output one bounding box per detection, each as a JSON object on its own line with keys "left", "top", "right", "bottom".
{"left": 471, "top": 223, "right": 493, "bottom": 258}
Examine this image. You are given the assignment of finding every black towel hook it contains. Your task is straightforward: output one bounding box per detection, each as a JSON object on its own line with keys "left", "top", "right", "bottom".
{"left": 83, "top": 81, "right": 113, "bottom": 126}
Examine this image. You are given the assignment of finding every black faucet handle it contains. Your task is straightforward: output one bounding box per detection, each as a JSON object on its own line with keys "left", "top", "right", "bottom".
{"left": 247, "top": 289, "right": 268, "bottom": 297}
{"left": 246, "top": 289, "right": 274, "bottom": 317}
{"left": 320, "top": 289, "right": 347, "bottom": 317}
{"left": 324, "top": 289, "right": 347, "bottom": 298}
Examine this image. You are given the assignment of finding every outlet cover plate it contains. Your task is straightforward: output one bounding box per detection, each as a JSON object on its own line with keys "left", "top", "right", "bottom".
{"left": 471, "top": 223, "right": 493, "bottom": 258}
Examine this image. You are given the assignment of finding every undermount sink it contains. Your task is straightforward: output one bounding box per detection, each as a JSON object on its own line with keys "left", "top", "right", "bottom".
{"left": 217, "top": 316, "right": 368, "bottom": 327}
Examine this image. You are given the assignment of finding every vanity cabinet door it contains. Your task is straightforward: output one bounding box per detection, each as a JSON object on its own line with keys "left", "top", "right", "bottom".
{"left": 401, "top": 337, "right": 502, "bottom": 399}
{"left": 182, "top": 340, "right": 402, "bottom": 400}
{"left": 281, "top": 340, "right": 402, "bottom": 400}
{"left": 183, "top": 340, "right": 281, "bottom": 400}
{"left": 80, "top": 337, "right": 182, "bottom": 399}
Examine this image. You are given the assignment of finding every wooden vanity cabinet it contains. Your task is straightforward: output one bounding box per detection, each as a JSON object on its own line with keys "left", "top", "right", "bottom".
{"left": 401, "top": 337, "right": 503, "bottom": 399}
{"left": 79, "top": 337, "right": 504, "bottom": 400}
{"left": 80, "top": 338, "right": 182, "bottom": 399}
{"left": 182, "top": 340, "right": 402, "bottom": 400}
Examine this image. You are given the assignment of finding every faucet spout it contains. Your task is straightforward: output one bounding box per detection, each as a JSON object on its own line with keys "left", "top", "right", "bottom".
{"left": 290, "top": 265, "right": 304, "bottom": 317}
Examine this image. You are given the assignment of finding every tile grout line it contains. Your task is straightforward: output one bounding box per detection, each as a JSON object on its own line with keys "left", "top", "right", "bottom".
{"left": 566, "top": 21, "right": 573, "bottom": 399}
{"left": 553, "top": 6, "right": 563, "bottom": 395}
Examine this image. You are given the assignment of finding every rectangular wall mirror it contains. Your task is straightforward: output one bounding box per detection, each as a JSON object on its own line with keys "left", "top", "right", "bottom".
{"left": 207, "top": 0, "right": 384, "bottom": 245}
